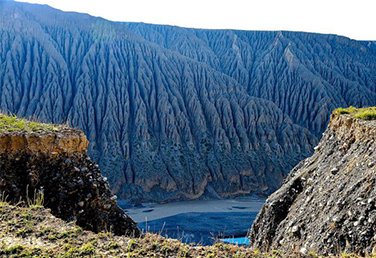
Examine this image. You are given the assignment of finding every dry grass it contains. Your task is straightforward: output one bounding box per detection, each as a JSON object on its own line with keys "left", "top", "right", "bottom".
{"left": 1, "top": 202, "right": 374, "bottom": 257}
{"left": 0, "top": 202, "right": 267, "bottom": 258}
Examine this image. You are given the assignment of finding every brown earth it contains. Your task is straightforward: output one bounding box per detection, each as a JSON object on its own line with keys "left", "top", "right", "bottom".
{"left": 0, "top": 128, "right": 140, "bottom": 237}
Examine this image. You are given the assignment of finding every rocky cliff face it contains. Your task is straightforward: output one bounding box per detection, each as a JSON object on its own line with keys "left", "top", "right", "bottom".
{"left": 248, "top": 114, "right": 376, "bottom": 256}
{"left": 0, "top": 122, "right": 140, "bottom": 237}
{"left": 126, "top": 24, "right": 376, "bottom": 136}
{"left": 0, "top": 1, "right": 375, "bottom": 202}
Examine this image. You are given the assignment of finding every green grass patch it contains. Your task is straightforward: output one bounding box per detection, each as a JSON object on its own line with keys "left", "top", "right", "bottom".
{"left": 0, "top": 114, "right": 62, "bottom": 133}
{"left": 79, "top": 242, "right": 95, "bottom": 255}
{"left": 354, "top": 110, "right": 376, "bottom": 120}
{"left": 333, "top": 106, "right": 376, "bottom": 120}
{"left": 1, "top": 245, "right": 24, "bottom": 255}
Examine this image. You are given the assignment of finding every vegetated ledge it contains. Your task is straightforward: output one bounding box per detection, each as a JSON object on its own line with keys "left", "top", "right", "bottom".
{"left": 0, "top": 203, "right": 268, "bottom": 258}
{"left": 333, "top": 106, "right": 376, "bottom": 120}
{"left": 0, "top": 115, "right": 88, "bottom": 156}
{"left": 248, "top": 110, "right": 376, "bottom": 256}
{"left": 0, "top": 114, "right": 140, "bottom": 237}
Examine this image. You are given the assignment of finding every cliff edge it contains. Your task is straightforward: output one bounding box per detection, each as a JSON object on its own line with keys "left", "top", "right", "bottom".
{"left": 248, "top": 108, "right": 376, "bottom": 256}
{"left": 0, "top": 114, "right": 140, "bottom": 237}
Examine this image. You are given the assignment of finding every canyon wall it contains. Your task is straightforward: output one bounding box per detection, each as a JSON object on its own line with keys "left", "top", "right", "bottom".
{"left": 249, "top": 114, "right": 376, "bottom": 256}
{"left": 0, "top": 1, "right": 375, "bottom": 201}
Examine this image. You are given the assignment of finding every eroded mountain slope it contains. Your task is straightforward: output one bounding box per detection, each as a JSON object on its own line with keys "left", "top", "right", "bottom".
{"left": 126, "top": 23, "right": 376, "bottom": 135}
{"left": 0, "top": 1, "right": 318, "bottom": 201}
{"left": 2, "top": 1, "right": 376, "bottom": 202}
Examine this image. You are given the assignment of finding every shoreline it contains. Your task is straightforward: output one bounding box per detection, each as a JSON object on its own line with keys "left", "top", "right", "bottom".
{"left": 119, "top": 197, "right": 265, "bottom": 222}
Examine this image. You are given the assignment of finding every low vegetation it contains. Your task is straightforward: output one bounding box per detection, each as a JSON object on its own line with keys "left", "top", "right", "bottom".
{"left": 333, "top": 106, "right": 376, "bottom": 120}
{"left": 0, "top": 202, "right": 265, "bottom": 257}
{"left": 0, "top": 114, "right": 62, "bottom": 133}
{"left": 1, "top": 201, "right": 374, "bottom": 257}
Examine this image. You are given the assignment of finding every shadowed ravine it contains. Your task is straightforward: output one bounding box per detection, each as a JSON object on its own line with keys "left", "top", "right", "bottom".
{"left": 0, "top": 1, "right": 375, "bottom": 202}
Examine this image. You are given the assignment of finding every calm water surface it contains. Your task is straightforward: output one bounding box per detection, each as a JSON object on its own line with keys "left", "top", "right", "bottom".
{"left": 119, "top": 197, "right": 265, "bottom": 245}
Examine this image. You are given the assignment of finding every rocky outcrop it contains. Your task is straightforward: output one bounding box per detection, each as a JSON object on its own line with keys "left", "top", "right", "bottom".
{"left": 0, "top": 127, "right": 140, "bottom": 237}
{"left": 0, "top": 129, "right": 88, "bottom": 155}
{"left": 0, "top": 1, "right": 375, "bottom": 202}
{"left": 248, "top": 114, "right": 376, "bottom": 256}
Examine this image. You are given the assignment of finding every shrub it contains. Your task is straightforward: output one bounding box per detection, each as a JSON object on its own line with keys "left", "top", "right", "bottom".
{"left": 354, "top": 110, "right": 376, "bottom": 120}
{"left": 333, "top": 106, "right": 376, "bottom": 120}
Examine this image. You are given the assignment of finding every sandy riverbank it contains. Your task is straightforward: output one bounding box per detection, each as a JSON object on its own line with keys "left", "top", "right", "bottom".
{"left": 120, "top": 197, "right": 265, "bottom": 222}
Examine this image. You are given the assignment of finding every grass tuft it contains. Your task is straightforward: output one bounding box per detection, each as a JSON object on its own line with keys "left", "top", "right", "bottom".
{"left": 0, "top": 113, "right": 63, "bottom": 133}
{"left": 27, "top": 188, "right": 45, "bottom": 209}
{"left": 333, "top": 106, "right": 376, "bottom": 120}
{"left": 0, "top": 192, "right": 8, "bottom": 207}
{"left": 354, "top": 110, "right": 376, "bottom": 120}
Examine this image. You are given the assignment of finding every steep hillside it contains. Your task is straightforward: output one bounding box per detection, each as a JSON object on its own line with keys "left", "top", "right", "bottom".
{"left": 0, "top": 1, "right": 375, "bottom": 202}
{"left": 0, "top": 114, "right": 139, "bottom": 237}
{"left": 126, "top": 24, "right": 376, "bottom": 135}
{"left": 248, "top": 109, "right": 376, "bottom": 256}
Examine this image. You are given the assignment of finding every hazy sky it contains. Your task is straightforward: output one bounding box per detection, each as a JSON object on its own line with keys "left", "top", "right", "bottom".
{"left": 16, "top": 0, "right": 376, "bottom": 40}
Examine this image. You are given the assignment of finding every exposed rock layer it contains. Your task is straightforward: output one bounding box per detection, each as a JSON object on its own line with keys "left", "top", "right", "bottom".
{"left": 0, "top": 129, "right": 88, "bottom": 155}
{"left": 248, "top": 114, "right": 376, "bottom": 256}
{"left": 0, "top": 128, "right": 140, "bottom": 237}
{"left": 0, "top": 1, "right": 375, "bottom": 202}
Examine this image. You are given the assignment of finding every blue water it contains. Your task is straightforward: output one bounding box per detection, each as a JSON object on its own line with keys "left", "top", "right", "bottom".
{"left": 220, "top": 237, "right": 250, "bottom": 245}
{"left": 138, "top": 212, "right": 257, "bottom": 245}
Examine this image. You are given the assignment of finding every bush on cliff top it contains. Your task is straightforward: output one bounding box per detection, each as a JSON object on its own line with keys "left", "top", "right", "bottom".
{"left": 333, "top": 106, "right": 376, "bottom": 120}
{"left": 0, "top": 114, "right": 61, "bottom": 133}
